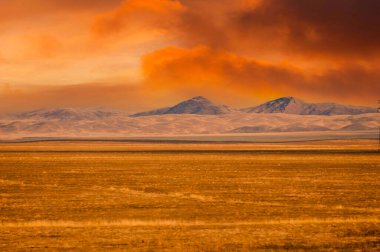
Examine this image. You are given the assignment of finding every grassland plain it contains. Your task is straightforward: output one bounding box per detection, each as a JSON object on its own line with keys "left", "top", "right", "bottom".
{"left": 0, "top": 140, "right": 379, "bottom": 251}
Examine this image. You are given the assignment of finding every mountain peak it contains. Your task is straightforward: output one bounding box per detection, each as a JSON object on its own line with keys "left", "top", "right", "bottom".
{"left": 178, "top": 96, "right": 213, "bottom": 106}
{"left": 275, "top": 96, "right": 303, "bottom": 103}
{"left": 243, "top": 96, "right": 304, "bottom": 114}
{"left": 180, "top": 96, "right": 212, "bottom": 106}
{"left": 131, "top": 96, "right": 233, "bottom": 117}
{"left": 242, "top": 97, "right": 375, "bottom": 115}
{"left": 191, "top": 96, "right": 209, "bottom": 101}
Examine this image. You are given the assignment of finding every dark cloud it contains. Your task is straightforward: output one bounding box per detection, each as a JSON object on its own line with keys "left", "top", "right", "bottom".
{"left": 88, "top": 0, "right": 380, "bottom": 59}
{"left": 232, "top": 0, "right": 380, "bottom": 58}
{"left": 170, "top": 0, "right": 380, "bottom": 60}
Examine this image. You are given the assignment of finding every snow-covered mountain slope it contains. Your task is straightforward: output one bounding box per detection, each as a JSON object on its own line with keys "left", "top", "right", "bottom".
{"left": 242, "top": 97, "right": 376, "bottom": 115}
{"left": 131, "top": 96, "right": 234, "bottom": 117}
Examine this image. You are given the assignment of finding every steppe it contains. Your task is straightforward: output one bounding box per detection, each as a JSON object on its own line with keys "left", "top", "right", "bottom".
{"left": 0, "top": 140, "right": 379, "bottom": 251}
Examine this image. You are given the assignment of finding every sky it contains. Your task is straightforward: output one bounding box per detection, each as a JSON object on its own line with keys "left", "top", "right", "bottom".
{"left": 0, "top": 0, "right": 379, "bottom": 112}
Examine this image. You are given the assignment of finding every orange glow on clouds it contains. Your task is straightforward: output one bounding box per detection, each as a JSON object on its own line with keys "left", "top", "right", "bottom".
{"left": 93, "top": 0, "right": 184, "bottom": 37}
{"left": 0, "top": 0, "right": 379, "bottom": 112}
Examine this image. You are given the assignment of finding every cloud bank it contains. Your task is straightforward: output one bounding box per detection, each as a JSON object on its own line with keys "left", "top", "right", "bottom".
{"left": 0, "top": 0, "right": 379, "bottom": 112}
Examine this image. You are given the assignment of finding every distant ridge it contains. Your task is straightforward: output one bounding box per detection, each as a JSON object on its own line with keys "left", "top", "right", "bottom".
{"left": 131, "top": 96, "right": 234, "bottom": 117}
{"left": 242, "top": 97, "right": 376, "bottom": 115}
{"left": 15, "top": 108, "right": 125, "bottom": 121}
{"left": 132, "top": 96, "right": 376, "bottom": 117}
{"left": 9, "top": 96, "right": 376, "bottom": 120}
{"left": 1, "top": 103, "right": 379, "bottom": 137}
{"left": 1, "top": 96, "right": 378, "bottom": 138}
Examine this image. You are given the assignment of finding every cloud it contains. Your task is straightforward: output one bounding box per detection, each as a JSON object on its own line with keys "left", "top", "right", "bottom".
{"left": 1, "top": 0, "right": 379, "bottom": 112}
{"left": 231, "top": 0, "right": 380, "bottom": 59}
{"left": 146, "top": 0, "right": 380, "bottom": 61}
{"left": 92, "top": 0, "right": 185, "bottom": 37}
{"left": 22, "top": 34, "right": 62, "bottom": 58}
{"left": 142, "top": 46, "right": 380, "bottom": 105}
{"left": 143, "top": 46, "right": 298, "bottom": 88}
{"left": 1, "top": 48, "right": 379, "bottom": 113}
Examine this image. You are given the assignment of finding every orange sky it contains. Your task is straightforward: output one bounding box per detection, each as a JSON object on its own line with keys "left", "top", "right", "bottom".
{"left": 0, "top": 0, "right": 379, "bottom": 112}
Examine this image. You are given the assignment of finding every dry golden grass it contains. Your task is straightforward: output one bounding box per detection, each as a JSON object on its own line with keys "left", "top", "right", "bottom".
{"left": 0, "top": 139, "right": 377, "bottom": 151}
{"left": 0, "top": 140, "right": 379, "bottom": 251}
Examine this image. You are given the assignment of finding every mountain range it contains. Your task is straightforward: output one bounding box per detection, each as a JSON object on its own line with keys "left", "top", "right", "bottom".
{"left": 242, "top": 97, "right": 375, "bottom": 115}
{"left": 0, "top": 96, "right": 378, "bottom": 139}
{"left": 132, "top": 96, "right": 376, "bottom": 116}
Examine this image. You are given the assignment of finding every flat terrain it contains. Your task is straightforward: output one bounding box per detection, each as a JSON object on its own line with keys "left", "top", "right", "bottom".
{"left": 0, "top": 140, "right": 379, "bottom": 251}
{"left": 3, "top": 130, "right": 378, "bottom": 143}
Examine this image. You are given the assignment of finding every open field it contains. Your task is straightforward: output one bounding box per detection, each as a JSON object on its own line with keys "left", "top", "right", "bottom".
{"left": 0, "top": 140, "right": 379, "bottom": 251}
{"left": 1, "top": 130, "right": 379, "bottom": 143}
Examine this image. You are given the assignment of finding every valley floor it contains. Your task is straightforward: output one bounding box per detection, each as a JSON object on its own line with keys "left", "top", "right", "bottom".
{"left": 0, "top": 140, "right": 379, "bottom": 251}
